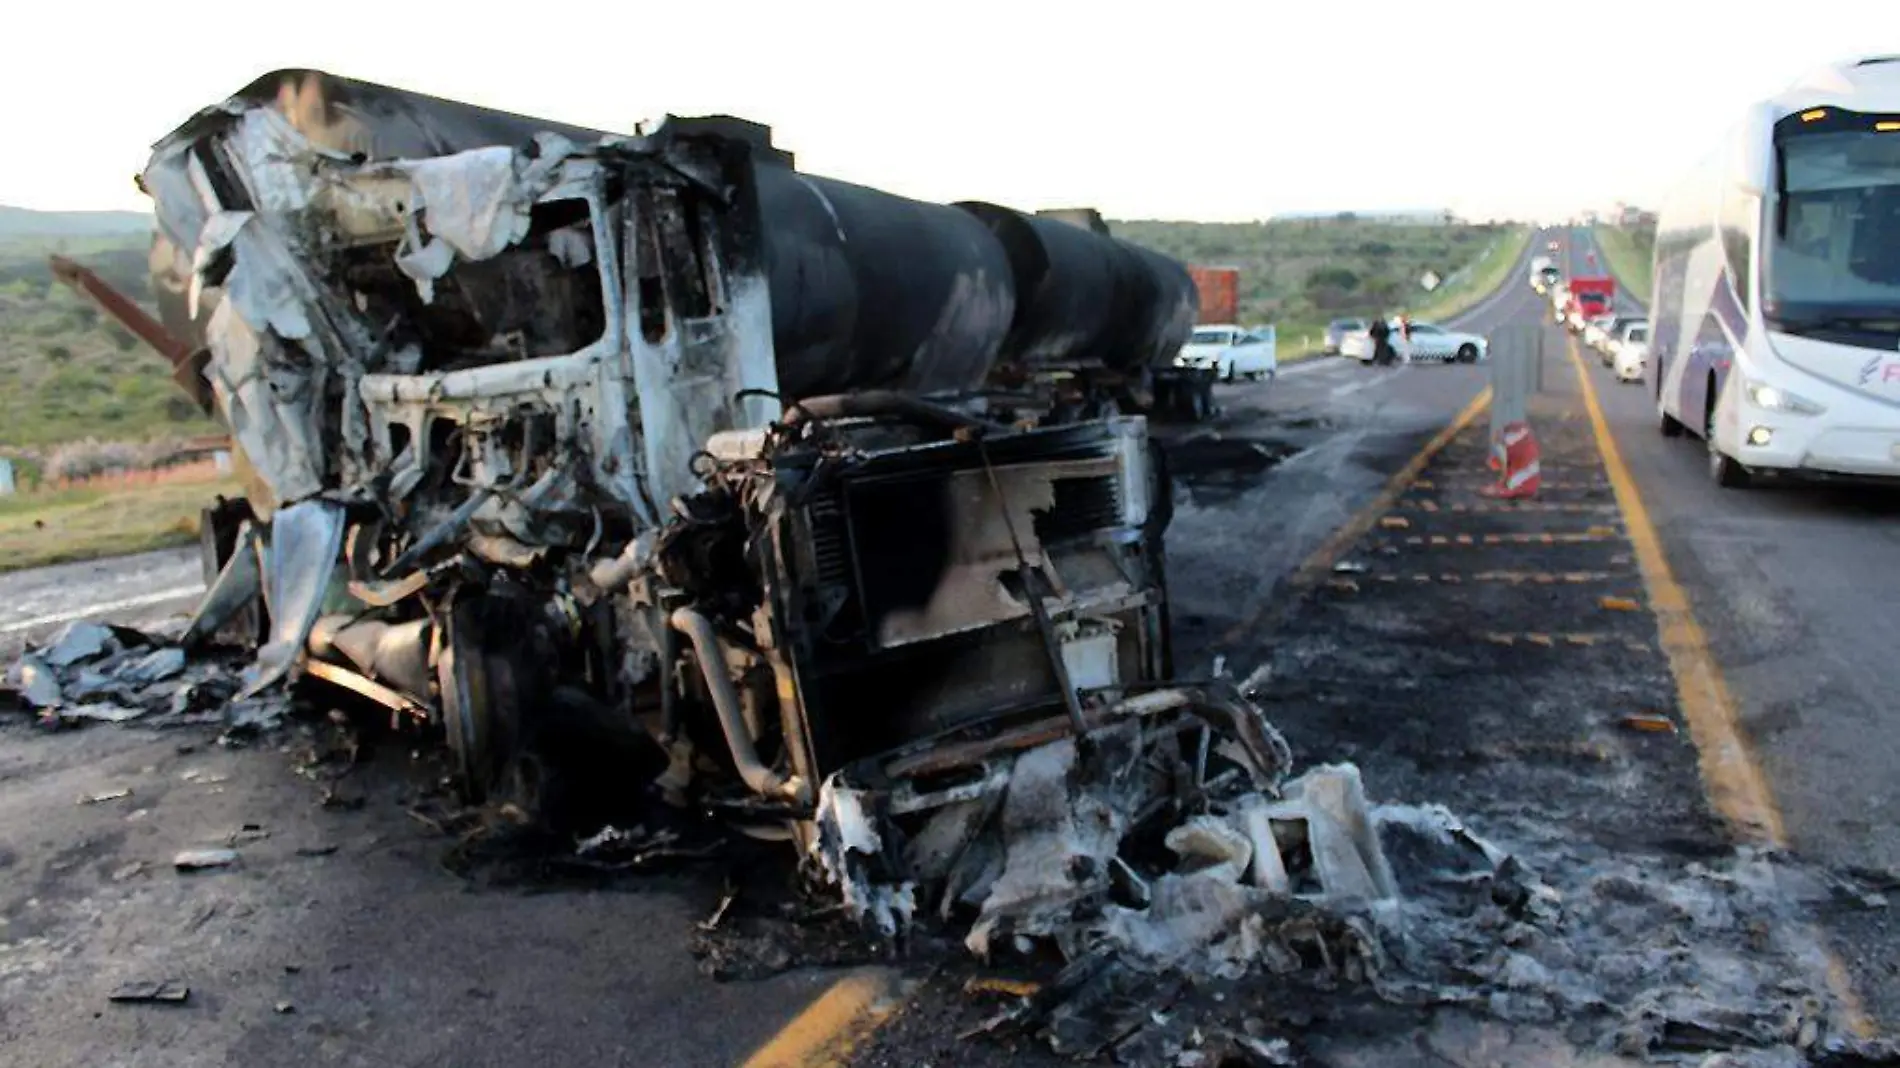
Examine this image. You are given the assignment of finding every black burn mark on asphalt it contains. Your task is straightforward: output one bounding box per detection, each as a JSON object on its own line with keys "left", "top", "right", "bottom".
{"left": 1246, "top": 411, "right": 1731, "bottom": 861}
{"left": 1163, "top": 436, "right": 1303, "bottom": 506}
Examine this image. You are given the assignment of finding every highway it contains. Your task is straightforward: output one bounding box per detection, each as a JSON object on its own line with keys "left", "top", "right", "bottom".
{"left": 4, "top": 239, "right": 1897, "bottom": 1066}
{"left": 1564, "top": 225, "right": 1900, "bottom": 1025}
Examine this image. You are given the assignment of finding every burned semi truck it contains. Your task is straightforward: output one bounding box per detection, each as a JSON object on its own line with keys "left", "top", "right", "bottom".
{"left": 126, "top": 72, "right": 1288, "bottom": 899}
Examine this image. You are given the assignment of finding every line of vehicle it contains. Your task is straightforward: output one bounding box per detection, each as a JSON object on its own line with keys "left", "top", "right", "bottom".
{"left": 0, "top": 585, "right": 206, "bottom": 636}
{"left": 1565, "top": 338, "right": 1877, "bottom": 1039}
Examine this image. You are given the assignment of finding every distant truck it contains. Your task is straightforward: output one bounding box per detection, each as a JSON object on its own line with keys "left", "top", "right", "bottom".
{"left": 1562, "top": 276, "right": 1615, "bottom": 331}
{"left": 1187, "top": 266, "right": 1240, "bottom": 325}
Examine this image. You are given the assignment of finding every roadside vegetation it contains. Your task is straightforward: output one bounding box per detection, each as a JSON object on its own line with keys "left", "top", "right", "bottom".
{"left": 0, "top": 470, "right": 240, "bottom": 572}
{"left": 1111, "top": 215, "right": 1530, "bottom": 360}
{"left": 0, "top": 213, "right": 231, "bottom": 571}
{"left": 0, "top": 234, "right": 221, "bottom": 449}
{"left": 1593, "top": 221, "right": 1655, "bottom": 300}
{"left": 1407, "top": 225, "right": 1533, "bottom": 324}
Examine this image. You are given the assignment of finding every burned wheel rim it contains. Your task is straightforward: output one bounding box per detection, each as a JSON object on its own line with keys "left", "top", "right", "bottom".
{"left": 438, "top": 597, "right": 508, "bottom": 803}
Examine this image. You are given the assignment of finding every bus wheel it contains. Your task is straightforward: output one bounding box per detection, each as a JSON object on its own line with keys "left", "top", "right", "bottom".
{"left": 1709, "top": 444, "right": 1751, "bottom": 488}
{"left": 1705, "top": 408, "right": 1750, "bottom": 488}
{"left": 1657, "top": 394, "right": 1683, "bottom": 437}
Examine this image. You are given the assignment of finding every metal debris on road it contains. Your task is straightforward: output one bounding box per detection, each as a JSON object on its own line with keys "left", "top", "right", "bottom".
{"left": 226, "top": 823, "right": 270, "bottom": 845}
{"left": 273, "top": 1001, "right": 296, "bottom": 1014}
{"left": 80, "top": 788, "right": 133, "bottom": 805}
{"left": 44, "top": 621, "right": 116, "bottom": 667}
{"left": 1331, "top": 560, "right": 1368, "bottom": 574}
{"left": 3, "top": 619, "right": 260, "bottom": 732}
{"left": 1621, "top": 713, "right": 1679, "bottom": 734}
{"left": 1599, "top": 595, "right": 1642, "bottom": 612}
{"left": 173, "top": 848, "right": 240, "bottom": 872}
{"left": 108, "top": 981, "right": 190, "bottom": 1004}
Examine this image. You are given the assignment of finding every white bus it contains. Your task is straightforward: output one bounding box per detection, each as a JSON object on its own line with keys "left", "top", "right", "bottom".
{"left": 1652, "top": 55, "right": 1900, "bottom": 487}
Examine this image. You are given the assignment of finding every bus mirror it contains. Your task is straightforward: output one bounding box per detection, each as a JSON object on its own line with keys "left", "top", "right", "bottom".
{"left": 1733, "top": 103, "right": 1777, "bottom": 197}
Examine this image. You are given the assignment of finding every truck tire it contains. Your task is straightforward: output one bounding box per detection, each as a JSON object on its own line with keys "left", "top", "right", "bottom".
{"left": 1188, "top": 381, "right": 1213, "bottom": 422}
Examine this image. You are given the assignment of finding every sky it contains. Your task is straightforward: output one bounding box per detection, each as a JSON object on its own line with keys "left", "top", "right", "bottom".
{"left": 1, "top": 0, "right": 1893, "bottom": 223}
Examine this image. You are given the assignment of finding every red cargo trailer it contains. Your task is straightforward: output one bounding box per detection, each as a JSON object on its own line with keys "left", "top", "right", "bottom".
{"left": 1187, "top": 265, "right": 1240, "bottom": 324}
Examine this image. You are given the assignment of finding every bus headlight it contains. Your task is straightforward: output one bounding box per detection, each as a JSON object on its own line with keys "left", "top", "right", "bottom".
{"left": 1744, "top": 379, "right": 1825, "bottom": 415}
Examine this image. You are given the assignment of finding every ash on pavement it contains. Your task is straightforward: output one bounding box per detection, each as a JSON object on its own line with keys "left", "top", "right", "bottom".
{"left": 847, "top": 369, "right": 1893, "bottom": 1066}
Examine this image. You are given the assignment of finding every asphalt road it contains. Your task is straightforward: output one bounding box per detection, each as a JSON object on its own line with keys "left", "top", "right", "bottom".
{"left": 1563, "top": 225, "right": 1900, "bottom": 1026}
{"left": 15, "top": 230, "right": 1891, "bottom": 1065}
{"left": 0, "top": 325, "right": 1507, "bottom": 1065}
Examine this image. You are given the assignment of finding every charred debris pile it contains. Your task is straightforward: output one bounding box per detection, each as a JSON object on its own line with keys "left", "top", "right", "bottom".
{"left": 4, "top": 69, "right": 1892, "bottom": 1065}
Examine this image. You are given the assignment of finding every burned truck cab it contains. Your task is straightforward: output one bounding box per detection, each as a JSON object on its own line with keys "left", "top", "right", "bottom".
{"left": 142, "top": 73, "right": 1281, "bottom": 906}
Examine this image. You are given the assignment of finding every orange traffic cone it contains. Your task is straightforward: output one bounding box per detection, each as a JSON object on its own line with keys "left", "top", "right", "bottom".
{"left": 1479, "top": 420, "right": 1540, "bottom": 499}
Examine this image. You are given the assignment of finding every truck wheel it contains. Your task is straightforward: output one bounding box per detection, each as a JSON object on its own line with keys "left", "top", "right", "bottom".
{"left": 437, "top": 596, "right": 524, "bottom": 803}
{"left": 1189, "top": 383, "right": 1213, "bottom": 422}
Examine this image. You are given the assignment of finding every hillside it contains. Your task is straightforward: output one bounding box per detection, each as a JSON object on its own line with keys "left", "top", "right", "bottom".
{"left": 0, "top": 228, "right": 220, "bottom": 452}
{"left": 0, "top": 209, "right": 1520, "bottom": 452}
{"left": 0, "top": 206, "right": 153, "bottom": 238}
{"left": 1110, "top": 216, "right": 1519, "bottom": 342}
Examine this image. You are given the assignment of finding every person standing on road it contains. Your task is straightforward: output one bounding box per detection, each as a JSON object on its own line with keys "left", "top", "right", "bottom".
{"left": 1368, "top": 314, "right": 1395, "bottom": 366}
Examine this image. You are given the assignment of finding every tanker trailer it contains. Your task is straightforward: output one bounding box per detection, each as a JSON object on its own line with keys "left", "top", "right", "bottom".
{"left": 111, "top": 72, "right": 1286, "bottom": 899}
{"left": 956, "top": 204, "right": 1215, "bottom": 423}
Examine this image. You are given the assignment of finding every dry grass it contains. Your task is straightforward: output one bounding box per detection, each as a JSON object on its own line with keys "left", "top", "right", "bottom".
{"left": 0, "top": 473, "right": 242, "bottom": 572}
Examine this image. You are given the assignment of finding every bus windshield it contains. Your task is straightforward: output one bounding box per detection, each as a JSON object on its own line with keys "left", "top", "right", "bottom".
{"left": 1764, "top": 126, "right": 1900, "bottom": 342}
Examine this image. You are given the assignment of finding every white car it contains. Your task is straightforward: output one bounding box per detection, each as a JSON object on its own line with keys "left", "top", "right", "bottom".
{"left": 1582, "top": 314, "right": 1617, "bottom": 353}
{"left": 1345, "top": 319, "right": 1487, "bottom": 364}
{"left": 1176, "top": 323, "right": 1277, "bottom": 381}
{"left": 1613, "top": 337, "right": 1648, "bottom": 383}
{"left": 1596, "top": 316, "right": 1648, "bottom": 363}
{"left": 1399, "top": 320, "right": 1489, "bottom": 363}
{"left": 1610, "top": 322, "right": 1649, "bottom": 382}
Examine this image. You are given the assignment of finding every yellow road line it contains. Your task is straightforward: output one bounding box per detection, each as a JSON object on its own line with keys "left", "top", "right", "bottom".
{"left": 740, "top": 968, "right": 909, "bottom": 1068}
{"left": 1565, "top": 340, "right": 1782, "bottom": 845}
{"left": 1220, "top": 386, "right": 1492, "bottom": 645}
{"left": 1566, "top": 340, "right": 1877, "bottom": 1038}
